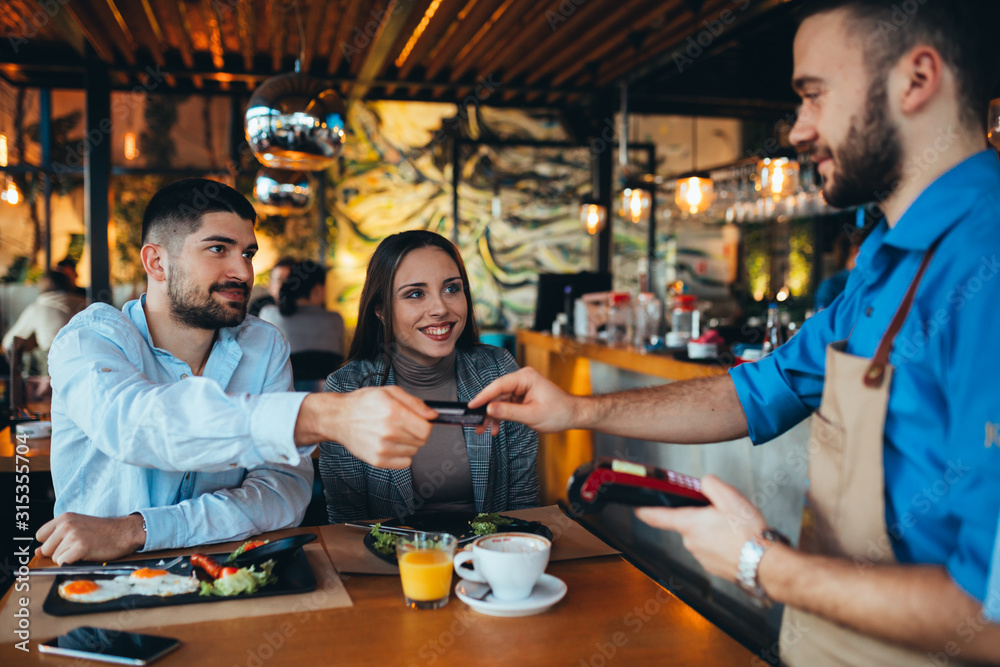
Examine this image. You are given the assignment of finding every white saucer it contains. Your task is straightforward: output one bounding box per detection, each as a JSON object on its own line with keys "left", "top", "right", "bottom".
{"left": 454, "top": 574, "right": 567, "bottom": 617}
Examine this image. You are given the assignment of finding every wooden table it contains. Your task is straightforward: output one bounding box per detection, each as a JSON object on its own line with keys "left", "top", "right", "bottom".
{"left": 0, "top": 527, "right": 754, "bottom": 665}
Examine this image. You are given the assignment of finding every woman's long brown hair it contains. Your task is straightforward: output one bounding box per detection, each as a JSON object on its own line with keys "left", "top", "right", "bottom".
{"left": 346, "top": 230, "right": 480, "bottom": 366}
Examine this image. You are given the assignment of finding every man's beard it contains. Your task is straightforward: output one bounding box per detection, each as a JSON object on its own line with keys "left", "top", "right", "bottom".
{"left": 167, "top": 267, "right": 248, "bottom": 330}
{"left": 821, "top": 73, "right": 903, "bottom": 209}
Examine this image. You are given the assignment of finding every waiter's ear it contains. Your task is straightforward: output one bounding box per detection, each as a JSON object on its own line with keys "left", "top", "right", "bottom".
{"left": 141, "top": 243, "right": 167, "bottom": 283}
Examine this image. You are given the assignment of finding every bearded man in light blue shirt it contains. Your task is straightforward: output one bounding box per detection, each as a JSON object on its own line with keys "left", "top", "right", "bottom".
{"left": 36, "top": 178, "right": 437, "bottom": 565}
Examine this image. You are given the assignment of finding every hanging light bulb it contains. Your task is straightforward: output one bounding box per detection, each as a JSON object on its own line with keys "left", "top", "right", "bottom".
{"left": 0, "top": 134, "right": 7, "bottom": 167}
{"left": 757, "top": 157, "right": 799, "bottom": 201}
{"left": 254, "top": 168, "right": 315, "bottom": 215}
{"left": 579, "top": 202, "right": 607, "bottom": 235}
{"left": 123, "top": 132, "right": 139, "bottom": 161}
{"left": 2, "top": 180, "right": 19, "bottom": 205}
{"left": 674, "top": 176, "right": 714, "bottom": 215}
{"left": 619, "top": 187, "right": 651, "bottom": 224}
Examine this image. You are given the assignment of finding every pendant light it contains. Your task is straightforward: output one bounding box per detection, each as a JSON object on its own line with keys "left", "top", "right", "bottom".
{"left": 245, "top": 1, "right": 346, "bottom": 171}
{"left": 617, "top": 82, "right": 653, "bottom": 224}
{"left": 673, "top": 117, "right": 713, "bottom": 215}
{"left": 254, "top": 168, "right": 315, "bottom": 215}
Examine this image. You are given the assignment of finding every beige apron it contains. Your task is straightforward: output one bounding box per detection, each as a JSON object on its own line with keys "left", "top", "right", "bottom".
{"left": 779, "top": 242, "right": 974, "bottom": 666}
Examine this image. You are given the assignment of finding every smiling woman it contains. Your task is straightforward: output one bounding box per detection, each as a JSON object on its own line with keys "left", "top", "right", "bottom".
{"left": 318, "top": 230, "right": 539, "bottom": 523}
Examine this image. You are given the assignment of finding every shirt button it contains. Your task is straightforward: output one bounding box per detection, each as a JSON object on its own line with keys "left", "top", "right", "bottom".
{"left": 281, "top": 455, "right": 289, "bottom": 462}
{"left": 180, "top": 374, "right": 188, "bottom": 379}
{"left": 101, "top": 367, "right": 111, "bottom": 372}
{"left": 865, "top": 307, "right": 873, "bottom": 317}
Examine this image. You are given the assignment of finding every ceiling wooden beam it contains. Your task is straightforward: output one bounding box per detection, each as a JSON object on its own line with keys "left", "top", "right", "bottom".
{"left": 47, "top": 1, "right": 87, "bottom": 55}
{"left": 301, "top": 0, "right": 329, "bottom": 72}
{"left": 349, "top": 0, "right": 420, "bottom": 104}
{"left": 423, "top": 0, "right": 506, "bottom": 82}
{"left": 397, "top": 0, "right": 466, "bottom": 80}
{"left": 327, "top": 0, "right": 360, "bottom": 75}
{"left": 62, "top": 1, "right": 120, "bottom": 63}
{"left": 236, "top": 1, "right": 256, "bottom": 72}
{"left": 448, "top": 0, "right": 529, "bottom": 83}
{"left": 621, "top": 0, "right": 795, "bottom": 87}
{"left": 502, "top": 0, "right": 621, "bottom": 83}
{"left": 548, "top": 0, "right": 694, "bottom": 88}
{"left": 160, "top": 0, "right": 200, "bottom": 88}
{"left": 270, "top": 0, "right": 288, "bottom": 72}
{"left": 597, "top": 0, "right": 762, "bottom": 85}
{"left": 473, "top": 0, "right": 555, "bottom": 78}
{"left": 104, "top": 0, "right": 139, "bottom": 62}
{"left": 202, "top": 0, "right": 226, "bottom": 70}
{"left": 516, "top": 0, "right": 659, "bottom": 87}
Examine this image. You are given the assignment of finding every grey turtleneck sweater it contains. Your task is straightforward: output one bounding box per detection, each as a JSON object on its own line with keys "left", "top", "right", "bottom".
{"left": 391, "top": 349, "right": 475, "bottom": 514}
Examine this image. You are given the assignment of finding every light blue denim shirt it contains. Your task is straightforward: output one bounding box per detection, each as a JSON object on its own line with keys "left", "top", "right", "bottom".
{"left": 48, "top": 296, "right": 313, "bottom": 551}
{"left": 729, "top": 150, "right": 1000, "bottom": 604}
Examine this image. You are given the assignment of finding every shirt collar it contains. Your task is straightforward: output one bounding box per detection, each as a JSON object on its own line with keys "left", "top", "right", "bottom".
{"left": 882, "top": 150, "right": 1000, "bottom": 251}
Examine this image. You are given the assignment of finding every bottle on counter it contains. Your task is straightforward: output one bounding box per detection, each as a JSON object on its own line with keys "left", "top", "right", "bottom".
{"left": 666, "top": 294, "right": 698, "bottom": 349}
{"left": 762, "top": 302, "right": 785, "bottom": 356}
{"left": 633, "top": 292, "right": 663, "bottom": 350}
{"left": 606, "top": 293, "right": 632, "bottom": 346}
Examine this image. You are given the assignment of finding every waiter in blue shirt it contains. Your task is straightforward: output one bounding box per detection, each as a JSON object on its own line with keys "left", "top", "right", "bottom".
{"left": 473, "top": 0, "right": 999, "bottom": 663}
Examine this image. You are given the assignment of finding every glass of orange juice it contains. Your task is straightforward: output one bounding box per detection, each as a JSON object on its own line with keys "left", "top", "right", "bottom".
{"left": 396, "top": 532, "right": 457, "bottom": 610}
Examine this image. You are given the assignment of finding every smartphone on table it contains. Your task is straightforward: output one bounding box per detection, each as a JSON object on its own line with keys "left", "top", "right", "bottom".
{"left": 39, "top": 626, "right": 180, "bottom": 665}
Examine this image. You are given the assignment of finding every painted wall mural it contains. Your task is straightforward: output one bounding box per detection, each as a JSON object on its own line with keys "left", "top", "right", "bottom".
{"left": 327, "top": 101, "right": 593, "bottom": 332}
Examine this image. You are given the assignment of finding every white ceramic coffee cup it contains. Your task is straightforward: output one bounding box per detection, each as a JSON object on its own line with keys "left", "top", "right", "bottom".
{"left": 453, "top": 532, "right": 551, "bottom": 601}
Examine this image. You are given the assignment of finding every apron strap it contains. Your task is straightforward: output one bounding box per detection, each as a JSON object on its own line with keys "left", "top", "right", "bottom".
{"left": 864, "top": 238, "right": 941, "bottom": 388}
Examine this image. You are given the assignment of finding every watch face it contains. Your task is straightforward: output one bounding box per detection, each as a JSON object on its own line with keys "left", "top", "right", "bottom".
{"left": 736, "top": 536, "right": 773, "bottom": 608}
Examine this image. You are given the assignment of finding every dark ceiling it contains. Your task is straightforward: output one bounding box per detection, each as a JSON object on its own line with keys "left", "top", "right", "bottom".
{"left": 0, "top": 0, "right": 802, "bottom": 119}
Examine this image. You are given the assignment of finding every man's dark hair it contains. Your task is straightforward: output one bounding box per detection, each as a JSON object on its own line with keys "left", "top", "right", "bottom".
{"left": 56, "top": 257, "right": 77, "bottom": 271}
{"left": 278, "top": 261, "right": 328, "bottom": 316}
{"left": 39, "top": 270, "right": 71, "bottom": 294}
{"left": 141, "top": 178, "right": 257, "bottom": 253}
{"left": 800, "top": 0, "right": 997, "bottom": 131}
{"left": 272, "top": 256, "right": 297, "bottom": 271}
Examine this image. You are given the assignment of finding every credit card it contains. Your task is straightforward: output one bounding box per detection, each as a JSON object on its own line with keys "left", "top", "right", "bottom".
{"left": 425, "top": 400, "right": 487, "bottom": 426}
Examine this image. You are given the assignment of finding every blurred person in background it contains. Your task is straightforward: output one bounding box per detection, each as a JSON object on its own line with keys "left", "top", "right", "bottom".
{"left": 248, "top": 256, "right": 295, "bottom": 317}
{"left": 814, "top": 229, "right": 861, "bottom": 310}
{"left": 2, "top": 269, "right": 86, "bottom": 376}
{"left": 55, "top": 257, "right": 89, "bottom": 301}
{"left": 258, "top": 261, "right": 344, "bottom": 357}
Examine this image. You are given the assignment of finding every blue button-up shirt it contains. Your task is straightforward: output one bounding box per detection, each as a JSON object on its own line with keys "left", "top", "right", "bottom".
{"left": 987, "top": 516, "right": 1000, "bottom": 622}
{"left": 48, "top": 296, "right": 312, "bottom": 551}
{"left": 730, "top": 150, "right": 1000, "bottom": 604}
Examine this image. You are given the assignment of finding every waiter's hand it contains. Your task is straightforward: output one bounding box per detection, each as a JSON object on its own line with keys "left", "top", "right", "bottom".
{"left": 635, "top": 475, "right": 767, "bottom": 582}
{"left": 36, "top": 513, "right": 146, "bottom": 565}
{"left": 469, "top": 367, "right": 580, "bottom": 436}
{"left": 296, "top": 387, "right": 436, "bottom": 468}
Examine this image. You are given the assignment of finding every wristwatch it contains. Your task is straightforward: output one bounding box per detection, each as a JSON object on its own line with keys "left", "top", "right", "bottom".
{"left": 736, "top": 528, "right": 789, "bottom": 607}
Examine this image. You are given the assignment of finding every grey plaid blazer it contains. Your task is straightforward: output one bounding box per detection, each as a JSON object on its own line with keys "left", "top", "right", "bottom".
{"left": 318, "top": 345, "right": 540, "bottom": 523}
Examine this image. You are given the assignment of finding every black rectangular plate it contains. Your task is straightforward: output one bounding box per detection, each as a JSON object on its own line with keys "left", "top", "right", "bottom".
{"left": 42, "top": 548, "right": 316, "bottom": 617}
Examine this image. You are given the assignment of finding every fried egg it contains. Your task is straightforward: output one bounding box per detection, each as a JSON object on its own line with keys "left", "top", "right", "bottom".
{"left": 58, "top": 568, "right": 200, "bottom": 603}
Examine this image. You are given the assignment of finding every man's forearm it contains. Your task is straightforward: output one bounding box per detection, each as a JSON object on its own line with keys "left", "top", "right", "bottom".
{"left": 759, "top": 544, "right": 1000, "bottom": 661}
{"left": 575, "top": 374, "right": 749, "bottom": 444}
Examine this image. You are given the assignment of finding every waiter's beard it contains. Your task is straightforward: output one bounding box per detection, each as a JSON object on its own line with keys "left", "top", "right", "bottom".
{"left": 822, "top": 72, "right": 903, "bottom": 209}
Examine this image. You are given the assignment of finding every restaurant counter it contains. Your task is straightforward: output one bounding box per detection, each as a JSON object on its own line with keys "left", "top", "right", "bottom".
{"left": 517, "top": 329, "right": 811, "bottom": 656}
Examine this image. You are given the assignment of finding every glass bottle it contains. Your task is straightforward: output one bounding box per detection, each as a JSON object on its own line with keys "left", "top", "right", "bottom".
{"left": 762, "top": 302, "right": 785, "bottom": 356}
{"left": 606, "top": 293, "right": 632, "bottom": 346}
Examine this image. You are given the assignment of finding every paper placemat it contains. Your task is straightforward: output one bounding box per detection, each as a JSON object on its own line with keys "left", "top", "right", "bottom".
{"left": 321, "top": 504, "right": 619, "bottom": 575}
{"left": 0, "top": 541, "right": 351, "bottom": 642}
